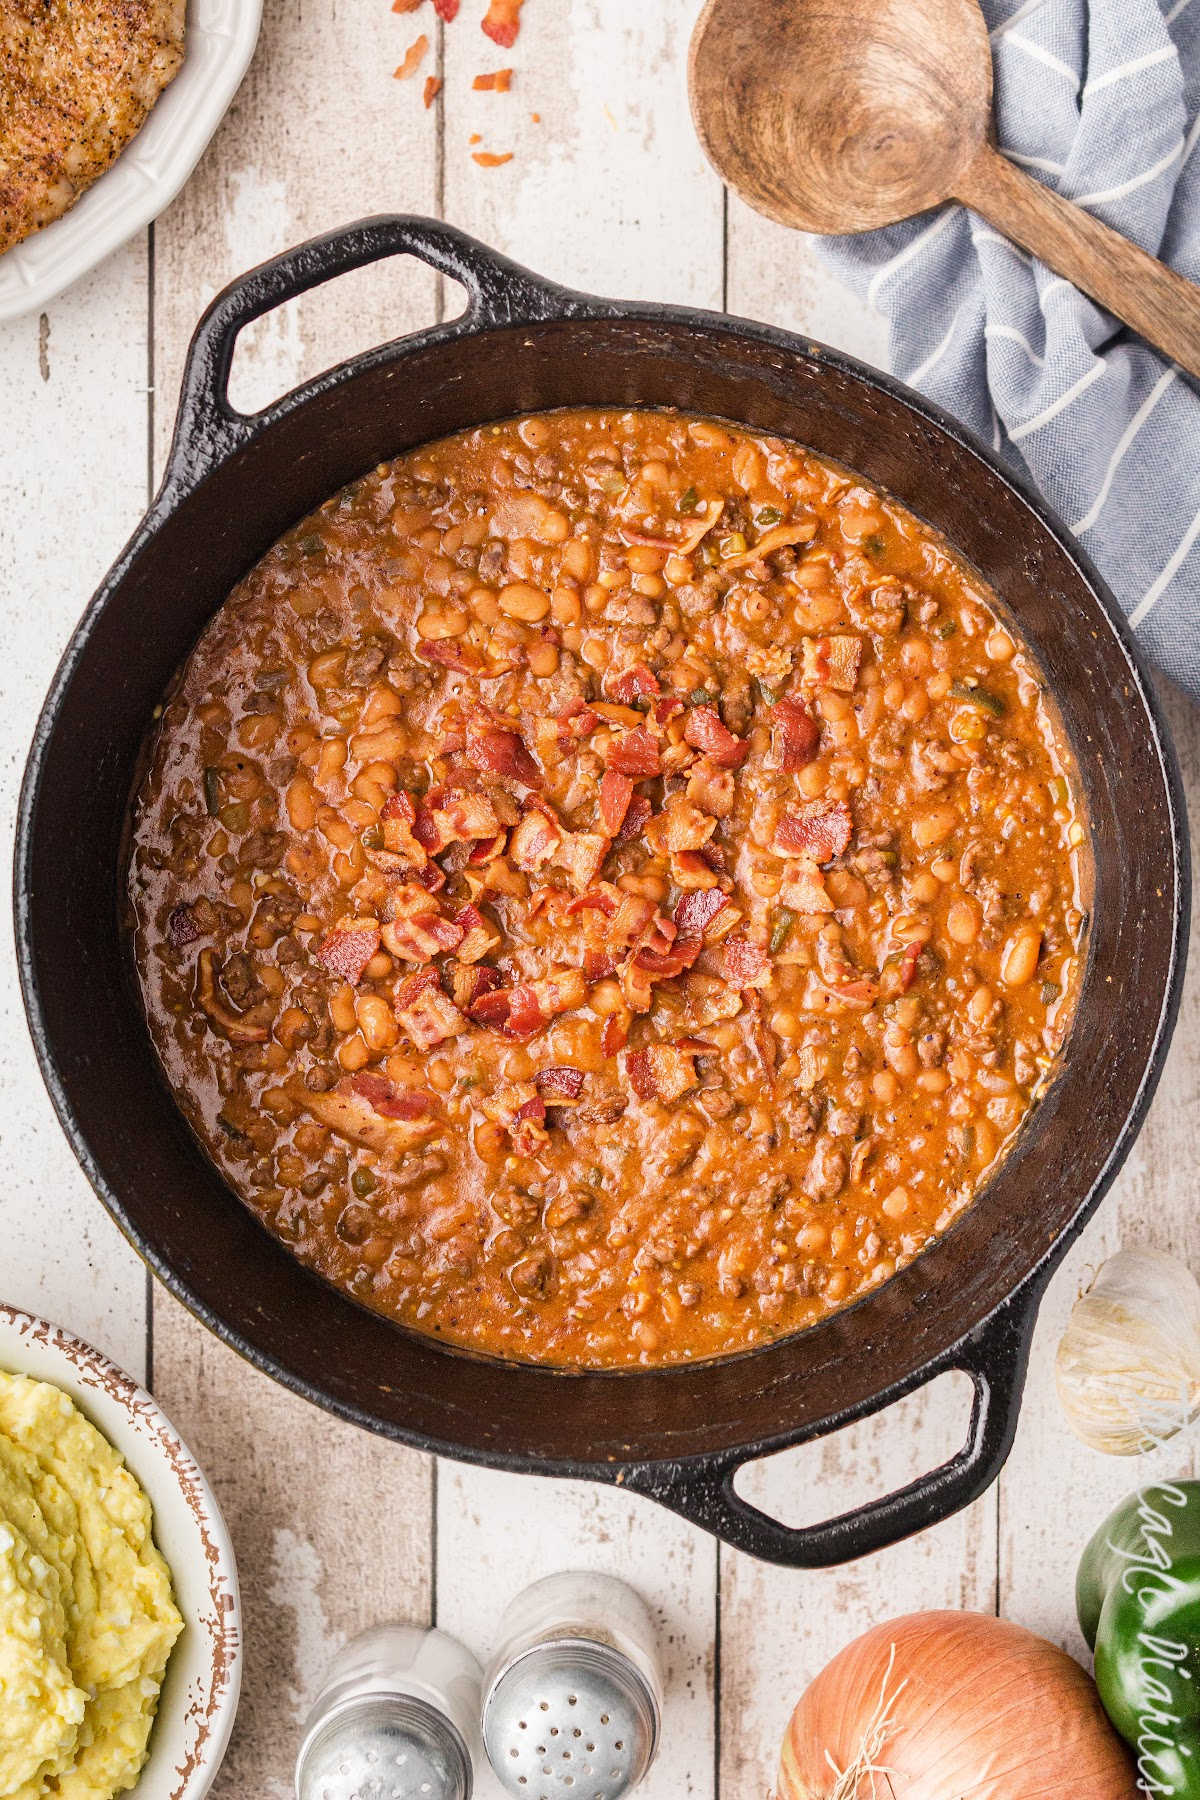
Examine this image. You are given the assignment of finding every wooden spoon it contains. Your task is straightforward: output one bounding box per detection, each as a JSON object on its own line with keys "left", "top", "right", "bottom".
{"left": 689, "top": 0, "right": 1200, "bottom": 377}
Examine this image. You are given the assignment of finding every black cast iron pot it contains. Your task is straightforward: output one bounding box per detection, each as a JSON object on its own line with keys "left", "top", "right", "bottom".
{"left": 14, "top": 217, "right": 1189, "bottom": 1566}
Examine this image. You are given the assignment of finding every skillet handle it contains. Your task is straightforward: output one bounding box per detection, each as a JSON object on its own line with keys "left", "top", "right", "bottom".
{"left": 617, "top": 1296, "right": 1036, "bottom": 1567}
{"left": 166, "top": 215, "right": 575, "bottom": 485}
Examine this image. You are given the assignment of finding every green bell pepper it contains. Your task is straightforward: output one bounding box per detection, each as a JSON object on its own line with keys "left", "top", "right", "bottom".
{"left": 1078, "top": 1480, "right": 1200, "bottom": 1798}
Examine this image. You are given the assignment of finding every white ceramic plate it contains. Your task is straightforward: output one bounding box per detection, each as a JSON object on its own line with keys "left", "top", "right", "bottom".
{"left": 0, "top": 1304, "right": 242, "bottom": 1798}
{"left": 0, "top": 0, "right": 263, "bottom": 323}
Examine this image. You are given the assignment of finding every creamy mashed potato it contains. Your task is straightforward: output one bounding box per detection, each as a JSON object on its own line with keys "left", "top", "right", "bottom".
{"left": 0, "top": 1372, "right": 183, "bottom": 1799}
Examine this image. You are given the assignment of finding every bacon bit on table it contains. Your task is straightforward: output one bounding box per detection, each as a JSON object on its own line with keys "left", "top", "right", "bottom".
{"left": 723, "top": 938, "right": 772, "bottom": 989}
{"left": 683, "top": 704, "right": 749, "bottom": 768}
{"left": 482, "top": 0, "right": 523, "bottom": 46}
{"left": 349, "top": 1072, "right": 434, "bottom": 1120}
{"left": 433, "top": 0, "right": 459, "bottom": 17}
{"left": 625, "top": 1044, "right": 700, "bottom": 1104}
{"left": 530, "top": 111, "right": 540, "bottom": 122}
{"left": 393, "top": 34, "right": 429, "bottom": 77}
{"left": 473, "top": 67, "right": 513, "bottom": 89}
{"left": 423, "top": 73, "right": 442, "bottom": 107}
{"left": 771, "top": 696, "right": 821, "bottom": 770}
{"left": 773, "top": 799, "right": 853, "bottom": 865}
{"left": 472, "top": 150, "right": 514, "bottom": 166}
{"left": 802, "top": 634, "right": 862, "bottom": 692}
{"left": 469, "top": 132, "right": 482, "bottom": 144}
{"left": 395, "top": 968, "right": 468, "bottom": 1050}
{"left": 599, "top": 770, "right": 634, "bottom": 836}
{"left": 316, "top": 918, "right": 381, "bottom": 984}
{"left": 392, "top": 0, "right": 422, "bottom": 11}
{"left": 535, "top": 1065, "right": 586, "bottom": 1100}
{"left": 605, "top": 725, "right": 661, "bottom": 777}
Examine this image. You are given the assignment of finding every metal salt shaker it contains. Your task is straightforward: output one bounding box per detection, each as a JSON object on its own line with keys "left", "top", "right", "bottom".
{"left": 481, "top": 1572, "right": 663, "bottom": 1800}
{"left": 296, "top": 1624, "right": 483, "bottom": 1800}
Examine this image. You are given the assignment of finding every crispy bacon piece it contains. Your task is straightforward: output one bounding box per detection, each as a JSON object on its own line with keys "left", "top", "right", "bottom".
{"left": 449, "top": 960, "right": 500, "bottom": 1012}
{"left": 601, "top": 1014, "right": 629, "bottom": 1056}
{"left": 380, "top": 888, "right": 462, "bottom": 964}
{"left": 481, "top": 0, "right": 523, "bottom": 44}
{"left": 302, "top": 1081, "right": 437, "bottom": 1154}
{"left": 617, "top": 794, "right": 653, "bottom": 842}
{"left": 663, "top": 798, "right": 717, "bottom": 854}
{"left": 583, "top": 949, "right": 618, "bottom": 981}
{"left": 411, "top": 801, "right": 441, "bottom": 853}
{"left": 510, "top": 1095, "right": 548, "bottom": 1157}
{"left": 510, "top": 807, "right": 563, "bottom": 870}
{"left": 393, "top": 34, "right": 429, "bottom": 79}
{"left": 454, "top": 903, "right": 500, "bottom": 964}
{"left": 473, "top": 67, "right": 513, "bottom": 89}
{"left": 607, "top": 663, "right": 660, "bottom": 704}
{"left": 620, "top": 958, "right": 655, "bottom": 1014}
{"left": 683, "top": 705, "right": 748, "bottom": 769}
{"left": 898, "top": 940, "right": 923, "bottom": 992}
{"left": 802, "top": 635, "right": 862, "bottom": 692}
{"left": 779, "top": 859, "right": 834, "bottom": 914}
{"left": 723, "top": 938, "right": 772, "bottom": 989}
{"left": 620, "top": 498, "right": 723, "bottom": 555}
{"left": 674, "top": 888, "right": 729, "bottom": 937}
{"left": 605, "top": 726, "right": 661, "bottom": 778}
{"left": 536, "top": 1065, "right": 586, "bottom": 1100}
{"left": 633, "top": 938, "right": 703, "bottom": 980}
{"left": 316, "top": 919, "right": 381, "bottom": 985}
{"left": 671, "top": 848, "right": 721, "bottom": 891}
{"left": 431, "top": 788, "right": 504, "bottom": 847}
{"left": 349, "top": 1072, "right": 435, "bottom": 1121}
{"left": 465, "top": 712, "right": 541, "bottom": 787}
{"left": 773, "top": 800, "right": 853, "bottom": 865}
{"left": 771, "top": 697, "right": 821, "bottom": 771}
{"left": 607, "top": 891, "right": 659, "bottom": 953}
{"left": 653, "top": 693, "right": 684, "bottom": 727}
{"left": 625, "top": 1044, "right": 700, "bottom": 1104}
{"left": 419, "top": 637, "right": 482, "bottom": 673}
{"left": 685, "top": 755, "right": 735, "bottom": 819}
{"left": 470, "top": 987, "right": 512, "bottom": 1029}
{"left": 395, "top": 968, "right": 468, "bottom": 1050}
{"left": 380, "top": 792, "right": 428, "bottom": 866}
{"left": 557, "top": 697, "right": 601, "bottom": 740}
{"left": 556, "top": 830, "right": 610, "bottom": 893}
{"left": 599, "top": 770, "right": 634, "bottom": 837}
{"left": 468, "top": 832, "right": 507, "bottom": 864}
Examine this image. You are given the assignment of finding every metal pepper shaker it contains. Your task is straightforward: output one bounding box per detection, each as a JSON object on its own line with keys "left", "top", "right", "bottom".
{"left": 296, "top": 1623, "right": 482, "bottom": 1800}
{"left": 481, "top": 1572, "right": 663, "bottom": 1800}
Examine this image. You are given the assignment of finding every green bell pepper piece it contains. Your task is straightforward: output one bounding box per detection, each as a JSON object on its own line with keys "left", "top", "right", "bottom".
{"left": 1078, "top": 1480, "right": 1200, "bottom": 1797}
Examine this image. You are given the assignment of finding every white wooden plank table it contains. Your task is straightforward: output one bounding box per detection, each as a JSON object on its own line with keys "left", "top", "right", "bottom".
{"left": 1, "top": 5, "right": 1197, "bottom": 1796}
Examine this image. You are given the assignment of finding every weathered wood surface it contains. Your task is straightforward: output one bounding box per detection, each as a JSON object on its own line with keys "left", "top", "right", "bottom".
{"left": 1, "top": 4, "right": 1197, "bottom": 1798}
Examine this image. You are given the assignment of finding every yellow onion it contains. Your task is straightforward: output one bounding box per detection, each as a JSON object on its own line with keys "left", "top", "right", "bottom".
{"left": 777, "top": 1611, "right": 1136, "bottom": 1800}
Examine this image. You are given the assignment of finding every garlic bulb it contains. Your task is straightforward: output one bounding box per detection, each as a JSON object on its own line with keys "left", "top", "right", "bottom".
{"left": 1055, "top": 1248, "right": 1200, "bottom": 1454}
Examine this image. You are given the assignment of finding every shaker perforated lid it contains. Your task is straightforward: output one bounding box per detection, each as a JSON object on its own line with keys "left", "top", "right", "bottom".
{"left": 295, "top": 1624, "right": 482, "bottom": 1800}
{"left": 297, "top": 1694, "right": 472, "bottom": 1800}
{"left": 480, "top": 1573, "right": 663, "bottom": 1800}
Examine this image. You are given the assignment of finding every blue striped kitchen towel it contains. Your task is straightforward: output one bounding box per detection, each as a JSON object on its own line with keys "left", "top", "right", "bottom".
{"left": 816, "top": 0, "right": 1200, "bottom": 699}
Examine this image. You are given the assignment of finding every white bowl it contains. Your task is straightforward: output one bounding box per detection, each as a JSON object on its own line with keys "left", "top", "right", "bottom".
{"left": 0, "top": 1303, "right": 241, "bottom": 1798}
{"left": 0, "top": 0, "right": 263, "bottom": 323}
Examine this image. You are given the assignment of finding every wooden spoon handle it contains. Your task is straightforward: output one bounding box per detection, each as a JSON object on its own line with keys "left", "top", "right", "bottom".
{"left": 954, "top": 142, "right": 1200, "bottom": 378}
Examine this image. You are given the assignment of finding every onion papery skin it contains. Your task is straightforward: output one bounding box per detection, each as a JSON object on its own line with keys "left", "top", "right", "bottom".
{"left": 777, "top": 1611, "right": 1138, "bottom": 1800}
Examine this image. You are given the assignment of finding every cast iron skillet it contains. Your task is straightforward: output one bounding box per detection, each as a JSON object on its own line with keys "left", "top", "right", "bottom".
{"left": 14, "top": 216, "right": 1189, "bottom": 1567}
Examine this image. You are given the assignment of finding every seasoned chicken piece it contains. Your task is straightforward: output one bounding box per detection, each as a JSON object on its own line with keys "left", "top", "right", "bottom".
{"left": 0, "top": 0, "right": 185, "bottom": 254}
